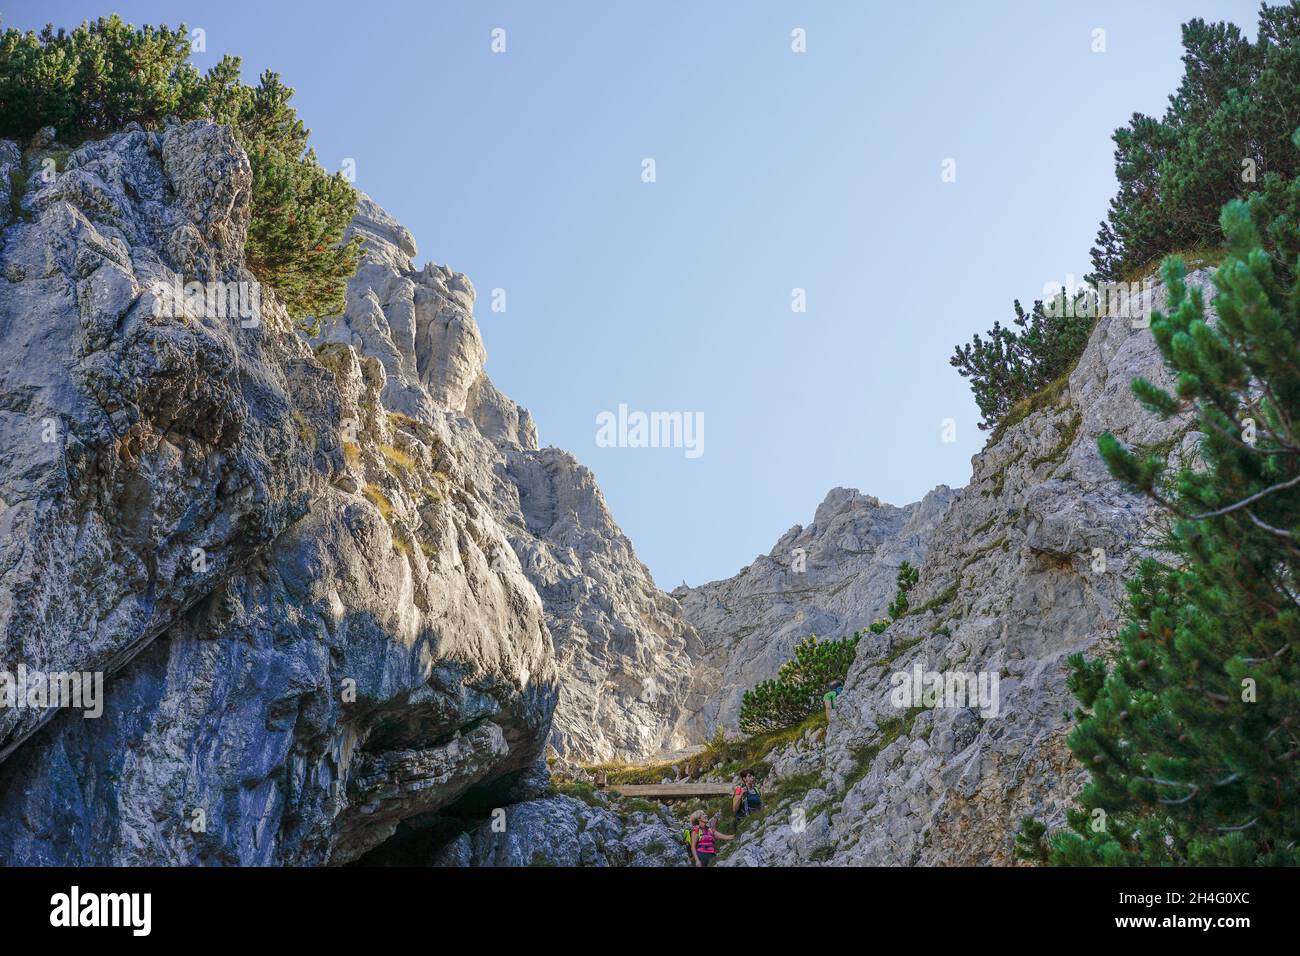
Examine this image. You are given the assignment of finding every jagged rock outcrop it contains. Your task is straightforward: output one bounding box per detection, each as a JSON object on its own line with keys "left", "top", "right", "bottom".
{"left": 0, "top": 119, "right": 688, "bottom": 864}
{"left": 715, "top": 277, "right": 1203, "bottom": 866}
{"left": 498, "top": 447, "right": 697, "bottom": 759}
{"left": 314, "top": 195, "right": 697, "bottom": 764}
{"left": 674, "top": 485, "right": 955, "bottom": 737}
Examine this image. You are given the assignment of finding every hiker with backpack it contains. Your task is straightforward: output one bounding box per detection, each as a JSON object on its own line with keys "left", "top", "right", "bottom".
{"left": 824, "top": 679, "right": 844, "bottom": 721}
{"left": 687, "top": 810, "right": 733, "bottom": 867}
{"left": 732, "top": 768, "right": 762, "bottom": 822}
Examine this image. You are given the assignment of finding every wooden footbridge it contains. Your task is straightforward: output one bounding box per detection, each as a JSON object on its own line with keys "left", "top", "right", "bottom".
{"left": 594, "top": 775, "right": 732, "bottom": 800}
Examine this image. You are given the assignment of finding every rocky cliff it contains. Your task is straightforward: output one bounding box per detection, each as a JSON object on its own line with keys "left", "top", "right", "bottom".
{"left": 673, "top": 486, "right": 955, "bottom": 738}
{"left": 0, "top": 121, "right": 692, "bottom": 864}
{"left": 712, "top": 277, "right": 1202, "bottom": 866}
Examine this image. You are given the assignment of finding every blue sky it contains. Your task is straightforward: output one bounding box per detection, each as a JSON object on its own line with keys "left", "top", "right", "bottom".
{"left": 12, "top": 0, "right": 1263, "bottom": 588}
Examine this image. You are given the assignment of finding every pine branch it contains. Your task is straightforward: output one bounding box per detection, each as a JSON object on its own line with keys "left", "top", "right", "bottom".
{"left": 1189, "top": 471, "right": 1300, "bottom": 520}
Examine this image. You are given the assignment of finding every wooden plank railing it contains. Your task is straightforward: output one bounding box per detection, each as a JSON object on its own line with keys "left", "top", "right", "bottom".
{"left": 604, "top": 782, "right": 732, "bottom": 798}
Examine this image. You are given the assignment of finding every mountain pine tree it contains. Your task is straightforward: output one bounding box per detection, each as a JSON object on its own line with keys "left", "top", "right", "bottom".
{"left": 0, "top": 17, "right": 206, "bottom": 136}
{"left": 739, "top": 633, "right": 860, "bottom": 735}
{"left": 886, "top": 561, "right": 920, "bottom": 619}
{"left": 951, "top": 293, "right": 1096, "bottom": 432}
{"left": 0, "top": 16, "right": 359, "bottom": 326}
{"left": 1090, "top": 2, "right": 1300, "bottom": 282}
{"left": 1045, "top": 133, "right": 1300, "bottom": 866}
{"left": 204, "top": 59, "right": 361, "bottom": 326}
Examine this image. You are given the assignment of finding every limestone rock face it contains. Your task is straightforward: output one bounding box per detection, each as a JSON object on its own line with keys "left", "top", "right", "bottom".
{"left": 315, "top": 195, "right": 484, "bottom": 420}
{"left": 674, "top": 485, "right": 955, "bottom": 738}
{"left": 496, "top": 446, "right": 697, "bottom": 760}
{"left": 715, "top": 276, "right": 1204, "bottom": 867}
{"left": 0, "top": 121, "right": 321, "bottom": 768}
{"left": 0, "top": 120, "right": 686, "bottom": 864}
{"left": 314, "top": 190, "right": 699, "bottom": 765}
